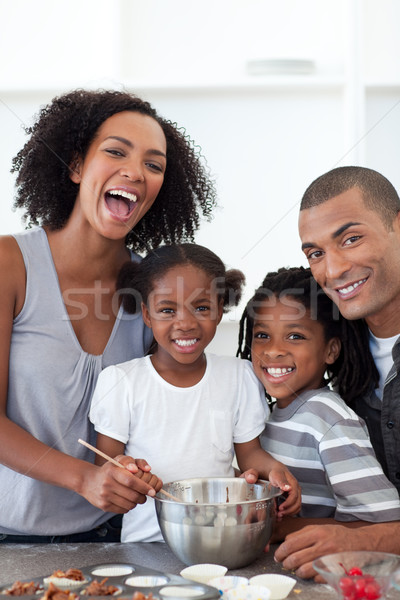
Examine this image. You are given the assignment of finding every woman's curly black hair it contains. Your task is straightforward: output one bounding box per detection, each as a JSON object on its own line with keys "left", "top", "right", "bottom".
{"left": 11, "top": 89, "right": 216, "bottom": 252}
{"left": 237, "top": 266, "right": 378, "bottom": 406}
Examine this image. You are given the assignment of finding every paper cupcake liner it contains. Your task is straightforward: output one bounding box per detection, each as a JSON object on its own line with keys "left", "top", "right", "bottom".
{"left": 249, "top": 575, "right": 296, "bottom": 600}
{"left": 43, "top": 577, "right": 87, "bottom": 589}
{"left": 208, "top": 576, "right": 249, "bottom": 599}
{"left": 160, "top": 586, "right": 204, "bottom": 597}
{"left": 226, "top": 584, "right": 271, "bottom": 600}
{"left": 125, "top": 576, "right": 170, "bottom": 588}
{"left": 180, "top": 564, "right": 228, "bottom": 585}
{"left": 91, "top": 566, "right": 134, "bottom": 577}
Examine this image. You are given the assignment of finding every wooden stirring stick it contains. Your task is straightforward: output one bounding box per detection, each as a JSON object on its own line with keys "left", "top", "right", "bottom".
{"left": 78, "top": 438, "right": 181, "bottom": 502}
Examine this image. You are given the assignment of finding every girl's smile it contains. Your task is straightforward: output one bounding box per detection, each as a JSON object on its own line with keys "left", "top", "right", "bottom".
{"left": 251, "top": 297, "right": 339, "bottom": 408}
{"left": 173, "top": 337, "right": 200, "bottom": 352}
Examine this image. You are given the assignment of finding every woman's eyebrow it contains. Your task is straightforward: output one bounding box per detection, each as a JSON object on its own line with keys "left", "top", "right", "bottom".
{"left": 104, "top": 135, "right": 167, "bottom": 158}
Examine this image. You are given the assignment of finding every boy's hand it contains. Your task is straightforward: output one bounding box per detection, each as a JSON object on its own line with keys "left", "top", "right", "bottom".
{"left": 268, "top": 468, "right": 301, "bottom": 517}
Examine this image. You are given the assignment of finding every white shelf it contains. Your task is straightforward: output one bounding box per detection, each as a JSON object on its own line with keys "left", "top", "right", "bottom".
{"left": 125, "top": 76, "right": 347, "bottom": 93}
{"left": 2, "top": 77, "right": 399, "bottom": 98}
{"left": 0, "top": 76, "right": 346, "bottom": 98}
{"left": 365, "top": 82, "right": 400, "bottom": 92}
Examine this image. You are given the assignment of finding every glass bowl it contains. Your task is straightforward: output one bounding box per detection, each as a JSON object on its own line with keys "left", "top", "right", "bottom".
{"left": 313, "top": 551, "right": 400, "bottom": 599}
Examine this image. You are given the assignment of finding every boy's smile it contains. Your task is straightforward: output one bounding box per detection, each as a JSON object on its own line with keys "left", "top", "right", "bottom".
{"left": 251, "top": 297, "right": 339, "bottom": 408}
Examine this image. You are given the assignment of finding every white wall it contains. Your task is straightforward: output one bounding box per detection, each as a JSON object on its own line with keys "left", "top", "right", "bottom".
{"left": 1, "top": 0, "right": 399, "bottom": 355}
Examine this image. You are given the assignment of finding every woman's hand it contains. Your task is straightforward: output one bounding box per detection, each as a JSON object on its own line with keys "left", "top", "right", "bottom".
{"left": 78, "top": 458, "right": 163, "bottom": 513}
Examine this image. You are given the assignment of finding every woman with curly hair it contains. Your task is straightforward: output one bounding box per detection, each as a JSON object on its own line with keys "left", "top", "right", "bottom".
{"left": 0, "top": 89, "right": 216, "bottom": 542}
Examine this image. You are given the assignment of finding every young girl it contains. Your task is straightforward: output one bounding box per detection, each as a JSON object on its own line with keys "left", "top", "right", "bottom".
{"left": 89, "top": 244, "right": 301, "bottom": 542}
{"left": 237, "top": 266, "right": 400, "bottom": 540}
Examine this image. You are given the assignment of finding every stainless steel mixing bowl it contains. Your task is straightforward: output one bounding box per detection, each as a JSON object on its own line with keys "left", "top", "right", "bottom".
{"left": 155, "top": 477, "right": 281, "bottom": 569}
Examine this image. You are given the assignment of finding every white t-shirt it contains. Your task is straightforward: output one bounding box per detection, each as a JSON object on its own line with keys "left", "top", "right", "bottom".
{"left": 369, "top": 331, "right": 400, "bottom": 400}
{"left": 89, "top": 353, "right": 268, "bottom": 542}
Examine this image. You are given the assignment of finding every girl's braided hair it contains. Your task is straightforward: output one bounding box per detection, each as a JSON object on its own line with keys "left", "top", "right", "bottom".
{"left": 237, "top": 266, "right": 378, "bottom": 405}
{"left": 118, "top": 243, "right": 245, "bottom": 314}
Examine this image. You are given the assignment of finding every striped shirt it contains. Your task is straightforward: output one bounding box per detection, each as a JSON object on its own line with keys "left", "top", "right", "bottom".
{"left": 260, "top": 387, "right": 400, "bottom": 522}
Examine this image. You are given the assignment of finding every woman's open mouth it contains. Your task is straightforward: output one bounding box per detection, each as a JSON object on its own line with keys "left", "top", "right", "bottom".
{"left": 105, "top": 189, "right": 138, "bottom": 219}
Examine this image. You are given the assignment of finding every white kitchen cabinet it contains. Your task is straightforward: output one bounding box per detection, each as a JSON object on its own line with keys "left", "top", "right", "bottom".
{"left": 0, "top": 0, "right": 399, "bottom": 356}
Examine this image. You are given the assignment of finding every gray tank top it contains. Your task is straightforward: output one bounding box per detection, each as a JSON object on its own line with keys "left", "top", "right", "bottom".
{"left": 0, "top": 227, "right": 152, "bottom": 535}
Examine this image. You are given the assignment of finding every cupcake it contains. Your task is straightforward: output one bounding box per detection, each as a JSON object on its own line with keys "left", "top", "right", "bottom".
{"left": 81, "top": 579, "right": 120, "bottom": 596}
{"left": 40, "top": 583, "right": 79, "bottom": 600}
{"left": 43, "top": 570, "right": 87, "bottom": 590}
{"left": 2, "top": 580, "right": 44, "bottom": 595}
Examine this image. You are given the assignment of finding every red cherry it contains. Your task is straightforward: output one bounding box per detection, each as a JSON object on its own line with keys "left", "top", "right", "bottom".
{"left": 364, "top": 582, "right": 381, "bottom": 600}
{"left": 340, "top": 577, "right": 355, "bottom": 594}
{"left": 348, "top": 567, "right": 363, "bottom": 576}
{"left": 354, "top": 578, "right": 366, "bottom": 598}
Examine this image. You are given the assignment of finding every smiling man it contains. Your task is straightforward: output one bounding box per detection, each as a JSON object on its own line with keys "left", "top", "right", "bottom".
{"left": 274, "top": 166, "right": 400, "bottom": 578}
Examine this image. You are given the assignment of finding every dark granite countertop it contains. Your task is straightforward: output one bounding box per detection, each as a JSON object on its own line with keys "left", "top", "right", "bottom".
{"left": 0, "top": 542, "right": 338, "bottom": 599}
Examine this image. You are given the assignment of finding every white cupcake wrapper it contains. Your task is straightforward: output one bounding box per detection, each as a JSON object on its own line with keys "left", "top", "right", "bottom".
{"left": 226, "top": 584, "right": 271, "bottom": 600}
{"left": 180, "top": 564, "right": 228, "bottom": 585}
{"left": 91, "top": 566, "right": 134, "bottom": 577}
{"left": 249, "top": 575, "right": 296, "bottom": 600}
{"left": 125, "top": 576, "right": 169, "bottom": 588}
{"left": 160, "top": 586, "right": 204, "bottom": 597}
{"left": 43, "top": 577, "right": 87, "bottom": 589}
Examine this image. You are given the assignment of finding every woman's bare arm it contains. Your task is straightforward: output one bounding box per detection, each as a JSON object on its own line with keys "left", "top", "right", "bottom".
{"left": 0, "top": 237, "right": 155, "bottom": 513}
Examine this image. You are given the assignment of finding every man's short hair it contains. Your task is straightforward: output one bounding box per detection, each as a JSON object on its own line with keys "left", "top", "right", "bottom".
{"left": 300, "top": 166, "right": 400, "bottom": 228}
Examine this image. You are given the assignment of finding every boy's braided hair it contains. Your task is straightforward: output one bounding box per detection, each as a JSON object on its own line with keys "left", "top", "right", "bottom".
{"left": 237, "top": 266, "right": 378, "bottom": 405}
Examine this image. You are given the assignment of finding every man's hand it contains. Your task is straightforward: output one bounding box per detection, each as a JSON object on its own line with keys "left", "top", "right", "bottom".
{"left": 274, "top": 524, "right": 363, "bottom": 580}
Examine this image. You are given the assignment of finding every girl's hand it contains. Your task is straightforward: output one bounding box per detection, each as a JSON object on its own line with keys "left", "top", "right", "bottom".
{"left": 114, "top": 455, "right": 163, "bottom": 494}
{"left": 116, "top": 455, "right": 152, "bottom": 474}
{"left": 239, "top": 468, "right": 259, "bottom": 484}
{"left": 268, "top": 468, "right": 301, "bottom": 517}
{"left": 134, "top": 467, "right": 163, "bottom": 494}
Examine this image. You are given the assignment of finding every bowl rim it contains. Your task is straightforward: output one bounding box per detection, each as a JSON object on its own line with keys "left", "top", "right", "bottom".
{"left": 313, "top": 550, "right": 400, "bottom": 575}
{"left": 155, "top": 477, "right": 282, "bottom": 505}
